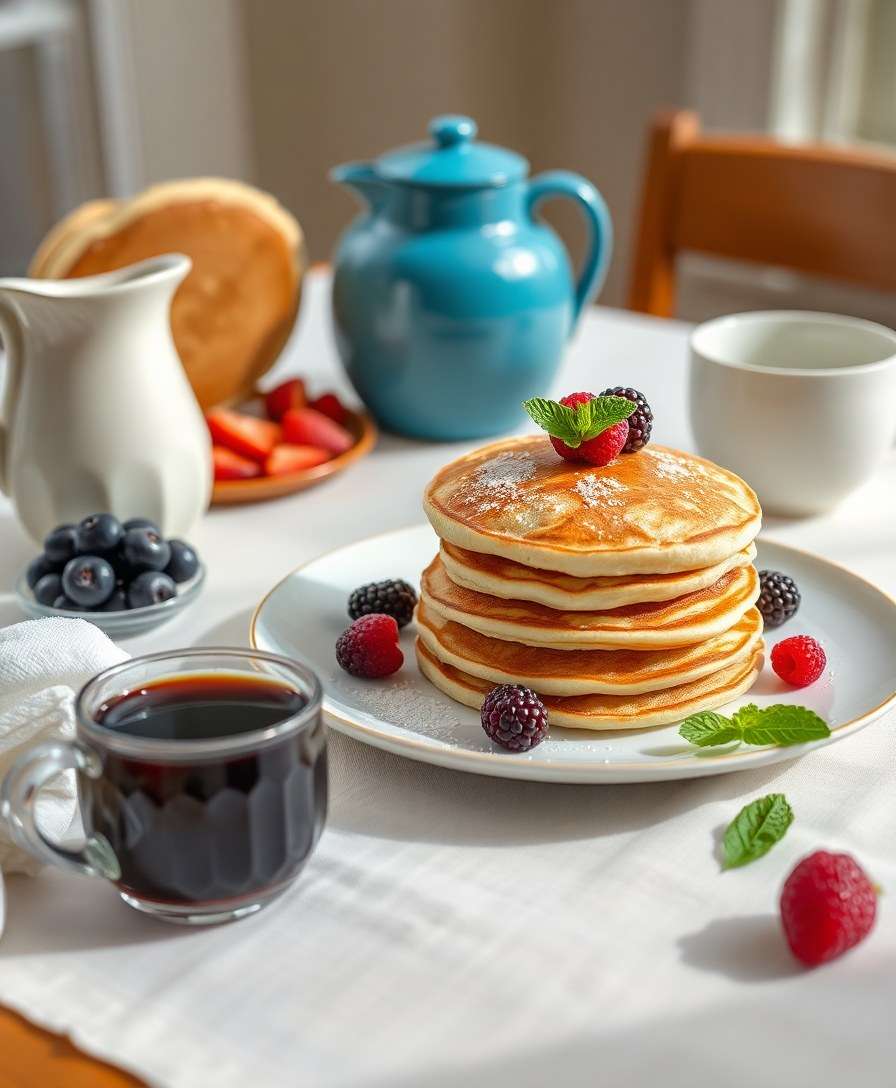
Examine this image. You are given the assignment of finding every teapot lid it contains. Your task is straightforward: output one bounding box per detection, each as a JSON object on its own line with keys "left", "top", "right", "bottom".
{"left": 376, "top": 115, "right": 528, "bottom": 187}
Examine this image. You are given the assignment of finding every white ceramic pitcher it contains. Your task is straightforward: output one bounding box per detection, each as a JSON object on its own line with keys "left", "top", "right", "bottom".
{"left": 0, "top": 254, "right": 211, "bottom": 542}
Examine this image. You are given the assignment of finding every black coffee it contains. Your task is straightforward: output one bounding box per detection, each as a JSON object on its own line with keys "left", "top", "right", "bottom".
{"left": 98, "top": 673, "right": 305, "bottom": 740}
{"left": 84, "top": 673, "right": 327, "bottom": 908}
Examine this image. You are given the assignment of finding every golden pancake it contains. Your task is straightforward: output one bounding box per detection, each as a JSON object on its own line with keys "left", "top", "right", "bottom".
{"left": 417, "top": 600, "right": 763, "bottom": 695}
{"left": 29, "top": 179, "right": 305, "bottom": 411}
{"left": 423, "top": 436, "right": 761, "bottom": 576}
{"left": 29, "top": 198, "right": 119, "bottom": 274}
{"left": 416, "top": 639, "right": 764, "bottom": 731}
{"left": 420, "top": 555, "right": 760, "bottom": 650}
{"left": 440, "top": 540, "right": 757, "bottom": 611}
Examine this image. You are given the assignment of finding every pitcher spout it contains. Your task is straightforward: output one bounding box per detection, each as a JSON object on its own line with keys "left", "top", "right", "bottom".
{"left": 0, "top": 253, "right": 191, "bottom": 308}
{"left": 330, "top": 162, "right": 389, "bottom": 212}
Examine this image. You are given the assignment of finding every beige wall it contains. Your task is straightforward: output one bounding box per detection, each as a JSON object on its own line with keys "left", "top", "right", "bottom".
{"left": 97, "top": 0, "right": 255, "bottom": 190}
{"left": 241, "top": 0, "right": 691, "bottom": 307}
{"left": 128, "top": 0, "right": 254, "bottom": 184}
{"left": 1, "top": 0, "right": 781, "bottom": 308}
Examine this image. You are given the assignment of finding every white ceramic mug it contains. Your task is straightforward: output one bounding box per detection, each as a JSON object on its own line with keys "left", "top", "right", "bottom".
{"left": 689, "top": 311, "right": 896, "bottom": 515}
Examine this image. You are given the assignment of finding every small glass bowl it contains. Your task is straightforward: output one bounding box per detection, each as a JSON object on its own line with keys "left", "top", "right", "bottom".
{"left": 15, "top": 563, "right": 206, "bottom": 639}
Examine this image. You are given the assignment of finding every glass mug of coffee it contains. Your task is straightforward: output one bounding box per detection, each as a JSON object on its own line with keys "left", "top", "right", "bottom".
{"left": 1, "top": 648, "right": 327, "bottom": 924}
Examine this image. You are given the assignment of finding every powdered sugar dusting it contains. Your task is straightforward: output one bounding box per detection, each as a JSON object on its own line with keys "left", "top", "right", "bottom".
{"left": 341, "top": 675, "right": 477, "bottom": 747}
{"left": 650, "top": 449, "right": 699, "bottom": 481}
{"left": 573, "top": 474, "right": 628, "bottom": 508}
{"left": 464, "top": 450, "right": 536, "bottom": 512}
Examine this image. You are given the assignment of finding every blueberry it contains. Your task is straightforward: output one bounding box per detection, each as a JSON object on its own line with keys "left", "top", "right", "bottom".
{"left": 34, "top": 572, "right": 63, "bottom": 606}
{"left": 121, "top": 527, "right": 171, "bottom": 572}
{"left": 99, "top": 588, "right": 128, "bottom": 612}
{"left": 52, "top": 594, "right": 81, "bottom": 612}
{"left": 26, "top": 554, "right": 57, "bottom": 589}
{"left": 127, "top": 571, "right": 178, "bottom": 609}
{"left": 61, "top": 555, "right": 116, "bottom": 608}
{"left": 76, "top": 513, "right": 122, "bottom": 555}
{"left": 43, "top": 524, "right": 79, "bottom": 564}
{"left": 164, "top": 539, "right": 200, "bottom": 583}
{"left": 122, "top": 517, "right": 161, "bottom": 535}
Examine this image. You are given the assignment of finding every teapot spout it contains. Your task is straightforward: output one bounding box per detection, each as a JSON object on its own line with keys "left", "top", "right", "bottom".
{"left": 331, "top": 162, "right": 388, "bottom": 212}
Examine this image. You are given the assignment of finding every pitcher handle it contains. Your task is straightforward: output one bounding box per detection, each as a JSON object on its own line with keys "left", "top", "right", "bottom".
{"left": 526, "top": 171, "right": 613, "bottom": 330}
{"left": 0, "top": 298, "right": 23, "bottom": 495}
{"left": 0, "top": 740, "right": 120, "bottom": 880}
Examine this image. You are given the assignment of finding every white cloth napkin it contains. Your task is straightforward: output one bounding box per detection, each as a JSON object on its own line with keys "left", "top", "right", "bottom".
{"left": 0, "top": 618, "right": 128, "bottom": 876}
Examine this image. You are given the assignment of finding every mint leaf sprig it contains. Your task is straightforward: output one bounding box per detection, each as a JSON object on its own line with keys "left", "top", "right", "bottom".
{"left": 678, "top": 711, "right": 741, "bottom": 748}
{"left": 723, "top": 793, "right": 794, "bottom": 869}
{"left": 523, "top": 395, "right": 635, "bottom": 449}
{"left": 679, "top": 703, "right": 830, "bottom": 749}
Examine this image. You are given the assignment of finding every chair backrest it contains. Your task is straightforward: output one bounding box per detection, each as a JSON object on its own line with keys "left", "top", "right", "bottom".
{"left": 628, "top": 109, "right": 896, "bottom": 316}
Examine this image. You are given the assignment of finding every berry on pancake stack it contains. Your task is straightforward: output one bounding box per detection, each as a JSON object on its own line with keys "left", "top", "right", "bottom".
{"left": 417, "top": 391, "right": 765, "bottom": 731}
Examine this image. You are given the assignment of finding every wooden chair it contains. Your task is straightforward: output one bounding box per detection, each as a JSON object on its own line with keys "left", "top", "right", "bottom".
{"left": 628, "top": 109, "right": 896, "bottom": 317}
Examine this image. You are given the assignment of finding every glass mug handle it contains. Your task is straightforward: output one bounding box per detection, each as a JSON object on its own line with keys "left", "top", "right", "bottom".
{"left": 0, "top": 741, "right": 120, "bottom": 880}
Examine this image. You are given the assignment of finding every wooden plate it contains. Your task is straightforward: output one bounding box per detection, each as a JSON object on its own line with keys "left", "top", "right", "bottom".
{"left": 211, "top": 407, "right": 377, "bottom": 505}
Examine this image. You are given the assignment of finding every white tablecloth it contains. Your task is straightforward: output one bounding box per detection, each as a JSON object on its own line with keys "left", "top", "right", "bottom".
{"left": 1, "top": 272, "right": 894, "bottom": 1087}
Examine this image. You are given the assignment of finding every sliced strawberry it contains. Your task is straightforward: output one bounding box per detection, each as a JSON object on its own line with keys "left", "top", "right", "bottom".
{"left": 213, "top": 445, "right": 263, "bottom": 481}
{"left": 308, "top": 392, "right": 348, "bottom": 426}
{"left": 265, "top": 378, "right": 307, "bottom": 421}
{"left": 207, "top": 409, "right": 282, "bottom": 462}
{"left": 265, "top": 443, "right": 332, "bottom": 476}
{"left": 282, "top": 407, "right": 353, "bottom": 455}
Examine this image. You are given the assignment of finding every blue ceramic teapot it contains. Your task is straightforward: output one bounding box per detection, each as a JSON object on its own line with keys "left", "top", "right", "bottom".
{"left": 331, "top": 115, "right": 612, "bottom": 440}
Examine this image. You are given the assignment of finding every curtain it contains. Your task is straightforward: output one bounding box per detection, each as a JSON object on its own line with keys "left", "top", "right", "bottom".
{"left": 770, "top": 0, "right": 896, "bottom": 149}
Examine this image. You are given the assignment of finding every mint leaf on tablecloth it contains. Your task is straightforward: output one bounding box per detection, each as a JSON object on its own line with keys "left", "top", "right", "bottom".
{"left": 722, "top": 793, "right": 794, "bottom": 869}
{"left": 678, "top": 711, "right": 740, "bottom": 747}
{"left": 736, "top": 703, "right": 831, "bottom": 747}
{"left": 523, "top": 395, "right": 636, "bottom": 448}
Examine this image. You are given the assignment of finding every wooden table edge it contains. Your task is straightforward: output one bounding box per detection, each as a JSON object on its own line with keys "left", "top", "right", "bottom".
{"left": 0, "top": 1005, "right": 146, "bottom": 1087}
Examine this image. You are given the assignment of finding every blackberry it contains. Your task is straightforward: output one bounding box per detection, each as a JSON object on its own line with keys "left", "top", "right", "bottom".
{"left": 348, "top": 578, "right": 417, "bottom": 628}
{"left": 758, "top": 569, "right": 801, "bottom": 628}
{"left": 599, "top": 386, "right": 653, "bottom": 452}
{"left": 480, "top": 684, "right": 549, "bottom": 752}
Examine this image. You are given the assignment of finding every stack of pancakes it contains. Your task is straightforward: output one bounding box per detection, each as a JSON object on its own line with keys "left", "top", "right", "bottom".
{"left": 419, "top": 436, "right": 764, "bottom": 731}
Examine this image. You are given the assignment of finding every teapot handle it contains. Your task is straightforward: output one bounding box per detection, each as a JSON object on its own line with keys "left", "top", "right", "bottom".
{"left": 526, "top": 171, "right": 613, "bottom": 331}
{"left": 0, "top": 299, "right": 23, "bottom": 495}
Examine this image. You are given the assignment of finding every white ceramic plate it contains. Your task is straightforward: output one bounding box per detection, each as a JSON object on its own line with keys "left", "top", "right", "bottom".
{"left": 251, "top": 525, "right": 896, "bottom": 783}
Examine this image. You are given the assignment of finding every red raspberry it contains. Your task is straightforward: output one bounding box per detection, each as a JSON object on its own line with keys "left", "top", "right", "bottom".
{"left": 550, "top": 393, "right": 629, "bottom": 467}
{"left": 780, "top": 850, "right": 878, "bottom": 966}
{"left": 770, "top": 635, "right": 826, "bottom": 687}
{"left": 559, "top": 391, "right": 594, "bottom": 410}
{"left": 335, "top": 614, "right": 403, "bottom": 678}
